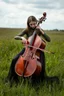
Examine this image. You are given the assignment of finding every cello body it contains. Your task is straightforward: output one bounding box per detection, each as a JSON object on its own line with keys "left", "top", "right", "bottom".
{"left": 15, "top": 35, "right": 46, "bottom": 77}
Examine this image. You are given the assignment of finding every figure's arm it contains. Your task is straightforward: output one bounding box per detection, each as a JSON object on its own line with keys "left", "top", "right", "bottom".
{"left": 36, "top": 26, "right": 51, "bottom": 42}
{"left": 14, "top": 29, "right": 28, "bottom": 40}
{"left": 17, "top": 29, "right": 27, "bottom": 36}
{"left": 40, "top": 29, "right": 51, "bottom": 42}
{"left": 14, "top": 29, "right": 29, "bottom": 44}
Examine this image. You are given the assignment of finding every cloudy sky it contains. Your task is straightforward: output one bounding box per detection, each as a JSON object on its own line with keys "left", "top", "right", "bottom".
{"left": 0, "top": 0, "right": 64, "bottom": 29}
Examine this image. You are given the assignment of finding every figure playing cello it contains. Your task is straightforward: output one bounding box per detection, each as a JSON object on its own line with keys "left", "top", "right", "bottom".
{"left": 6, "top": 12, "right": 51, "bottom": 84}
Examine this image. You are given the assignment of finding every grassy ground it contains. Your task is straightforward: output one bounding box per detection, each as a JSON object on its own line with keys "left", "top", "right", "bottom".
{"left": 0, "top": 28, "right": 64, "bottom": 96}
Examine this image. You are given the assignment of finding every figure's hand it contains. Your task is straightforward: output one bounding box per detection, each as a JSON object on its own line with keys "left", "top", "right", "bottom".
{"left": 36, "top": 26, "right": 44, "bottom": 34}
{"left": 14, "top": 36, "right": 27, "bottom": 44}
{"left": 19, "top": 37, "right": 27, "bottom": 44}
{"left": 21, "top": 39, "right": 27, "bottom": 44}
{"left": 36, "top": 25, "right": 41, "bottom": 30}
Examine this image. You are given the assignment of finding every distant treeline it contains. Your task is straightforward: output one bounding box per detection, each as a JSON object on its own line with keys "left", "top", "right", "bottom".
{"left": 46, "top": 29, "right": 64, "bottom": 32}
{"left": 0, "top": 28, "right": 64, "bottom": 32}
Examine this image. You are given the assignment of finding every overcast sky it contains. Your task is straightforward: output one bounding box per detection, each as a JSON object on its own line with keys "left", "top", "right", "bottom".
{"left": 0, "top": 0, "right": 64, "bottom": 29}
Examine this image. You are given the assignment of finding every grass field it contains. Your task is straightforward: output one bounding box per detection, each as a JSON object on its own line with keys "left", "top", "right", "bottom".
{"left": 0, "top": 28, "right": 64, "bottom": 96}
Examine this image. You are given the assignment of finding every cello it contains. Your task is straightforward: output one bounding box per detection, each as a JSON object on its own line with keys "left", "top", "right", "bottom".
{"left": 15, "top": 12, "right": 46, "bottom": 77}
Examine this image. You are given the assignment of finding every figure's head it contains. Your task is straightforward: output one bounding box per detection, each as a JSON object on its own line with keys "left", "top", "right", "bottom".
{"left": 27, "top": 16, "right": 37, "bottom": 29}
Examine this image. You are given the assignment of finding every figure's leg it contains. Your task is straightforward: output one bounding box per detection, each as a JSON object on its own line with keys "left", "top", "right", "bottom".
{"left": 6, "top": 48, "right": 25, "bottom": 83}
{"left": 31, "top": 51, "right": 46, "bottom": 84}
{"left": 40, "top": 51, "right": 46, "bottom": 80}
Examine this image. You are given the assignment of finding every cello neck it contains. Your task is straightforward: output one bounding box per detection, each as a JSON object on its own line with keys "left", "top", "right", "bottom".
{"left": 29, "top": 12, "right": 46, "bottom": 46}
{"left": 29, "top": 30, "right": 37, "bottom": 46}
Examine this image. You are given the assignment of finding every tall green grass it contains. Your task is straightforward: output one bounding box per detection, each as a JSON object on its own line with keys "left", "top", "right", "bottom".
{"left": 0, "top": 28, "right": 64, "bottom": 96}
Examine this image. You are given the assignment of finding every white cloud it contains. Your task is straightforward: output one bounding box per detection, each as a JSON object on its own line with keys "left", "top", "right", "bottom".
{"left": 0, "top": 0, "right": 64, "bottom": 29}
